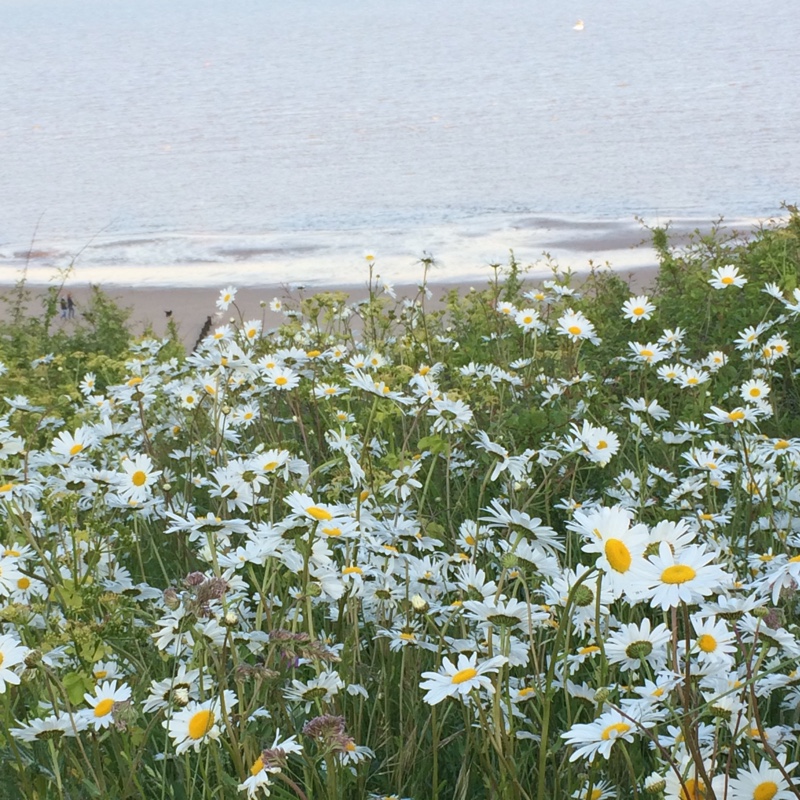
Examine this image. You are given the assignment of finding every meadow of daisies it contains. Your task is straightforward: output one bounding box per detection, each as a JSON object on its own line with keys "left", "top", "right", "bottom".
{"left": 2, "top": 215, "right": 800, "bottom": 799}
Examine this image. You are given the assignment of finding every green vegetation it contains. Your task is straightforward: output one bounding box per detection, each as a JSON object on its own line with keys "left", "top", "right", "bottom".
{"left": 1, "top": 211, "right": 800, "bottom": 799}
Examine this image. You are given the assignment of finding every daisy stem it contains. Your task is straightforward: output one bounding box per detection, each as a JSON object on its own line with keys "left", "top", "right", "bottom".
{"left": 538, "top": 567, "right": 597, "bottom": 800}
{"left": 47, "top": 738, "right": 64, "bottom": 798}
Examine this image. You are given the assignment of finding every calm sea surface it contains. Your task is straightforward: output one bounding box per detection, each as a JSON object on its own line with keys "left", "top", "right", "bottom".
{"left": 1, "top": 0, "right": 799, "bottom": 286}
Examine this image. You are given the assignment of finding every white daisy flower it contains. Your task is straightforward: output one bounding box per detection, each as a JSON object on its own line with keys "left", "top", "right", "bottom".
{"left": 0, "top": 633, "right": 30, "bottom": 693}
{"left": 709, "top": 264, "right": 747, "bottom": 289}
{"left": 83, "top": 680, "right": 132, "bottom": 730}
{"left": 638, "top": 542, "right": 732, "bottom": 610}
{"left": 621, "top": 295, "right": 656, "bottom": 323}
{"left": 216, "top": 285, "right": 238, "bottom": 311}
{"left": 419, "top": 653, "right": 506, "bottom": 705}
{"left": 728, "top": 756, "right": 798, "bottom": 800}
{"left": 165, "top": 691, "right": 237, "bottom": 754}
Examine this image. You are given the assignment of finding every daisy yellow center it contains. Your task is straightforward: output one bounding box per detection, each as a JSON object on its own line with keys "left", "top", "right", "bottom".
{"left": 518, "top": 687, "right": 535, "bottom": 698}
{"left": 605, "top": 539, "right": 632, "bottom": 573}
{"left": 774, "top": 440, "right": 790, "bottom": 450}
{"left": 419, "top": 366, "right": 430, "bottom": 375}
{"left": 697, "top": 634, "right": 717, "bottom": 653}
{"left": 275, "top": 376, "right": 288, "bottom": 386}
{"left": 596, "top": 440, "right": 608, "bottom": 450}
{"left": 682, "top": 778, "right": 707, "bottom": 799}
{"left": 223, "top": 293, "right": 232, "bottom": 302}
{"left": 652, "top": 687, "right": 664, "bottom": 697}
{"left": 306, "top": 506, "right": 332, "bottom": 521}
{"left": 699, "top": 513, "right": 714, "bottom": 521}
{"left": 721, "top": 276, "right": 734, "bottom": 285}
{"left": 325, "top": 387, "right": 337, "bottom": 394}
{"left": 749, "top": 387, "right": 762, "bottom": 397}
{"left": 205, "top": 384, "right": 216, "bottom": 394}
{"left": 661, "top": 564, "right": 696, "bottom": 584}
{"left": 69, "top": 443, "right": 84, "bottom": 455}
{"left": 94, "top": 698, "right": 115, "bottom": 718}
{"left": 568, "top": 325, "right": 582, "bottom": 335}
{"left": 0, "top": 653, "right": 4, "bottom": 666}
{"left": 601, "top": 722, "right": 630, "bottom": 740}
{"left": 399, "top": 632, "right": 415, "bottom": 641}
{"left": 94, "top": 669, "right": 107, "bottom": 679}
{"left": 359, "top": 489, "right": 370, "bottom": 502}
{"left": 131, "top": 470, "right": 147, "bottom": 487}
{"left": 188, "top": 709, "right": 214, "bottom": 740}
{"left": 247, "top": 328, "right": 257, "bottom": 338}
{"left": 579, "top": 645, "right": 600, "bottom": 655}
{"left": 17, "top": 577, "right": 30, "bottom": 590}
{"left": 523, "top": 316, "right": 533, "bottom": 324}
{"left": 322, "top": 526, "right": 342, "bottom": 537}
{"left": 307, "top": 349, "right": 321, "bottom": 357}
{"left": 250, "top": 757, "right": 264, "bottom": 776}
{"left": 451, "top": 667, "right": 478, "bottom": 685}
{"left": 753, "top": 783, "right": 778, "bottom": 800}
{"left": 789, "top": 555, "right": 800, "bottom": 563}
{"left": 590, "top": 790, "right": 603, "bottom": 800}
{"left": 127, "top": 376, "right": 142, "bottom": 387}
{"left": 640, "top": 349, "right": 654, "bottom": 358}
{"left": 728, "top": 410, "right": 745, "bottom": 421}
{"left": 343, "top": 566, "right": 362, "bottom": 575}
{"left": 687, "top": 377, "right": 699, "bottom": 384}
{"left": 633, "top": 307, "right": 645, "bottom": 316}
{"left": 263, "top": 461, "right": 278, "bottom": 471}
{"left": 4, "top": 549, "right": 20, "bottom": 557}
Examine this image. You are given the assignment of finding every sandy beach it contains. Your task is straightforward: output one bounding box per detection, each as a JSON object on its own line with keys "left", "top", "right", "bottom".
{"left": 0, "top": 262, "right": 659, "bottom": 349}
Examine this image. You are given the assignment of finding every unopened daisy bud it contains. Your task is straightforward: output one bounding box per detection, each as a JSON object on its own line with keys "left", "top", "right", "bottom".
{"left": 572, "top": 585, "right": 594, "bottom": 607}
{"left": 222, "top": 611, "right": 238, "bottom": 628}
{"left": 621, "top": 477, "right": 634, "bottom": 490}
{"left": 644, "top": 773, "right": 666, "bottom": 794}
{"left": 221, "top": 405, "right": 231, "bottom": 415}
{"left": 594, "top": 687, "right": 611, "bottom": 704}
{"left": 162, "top": 482, "right": 171, "bottom": 492}
{"left": 260, "top": 300, "right": 266, "bottom": 307}
{"left": 24, "top": 649, "right": 43, "bottom": 668}
{"left": 752, "top": 606, "right": 770, "bottom": 618}
{"left": 131, "top": 390, "right": 144, "bottom": 402}
{"left": 306, "top": 583, "right": 322, "bottom": 598}
{"left": 411, "top": 594, "right": 429, "bottom": 613}
{"left": 500, "top": 553, "right": 519, "bottom": 570}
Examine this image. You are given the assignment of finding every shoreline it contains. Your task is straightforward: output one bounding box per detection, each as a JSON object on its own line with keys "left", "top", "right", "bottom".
{"left": 1, "top": 213, "right": 775, "bottom": 291}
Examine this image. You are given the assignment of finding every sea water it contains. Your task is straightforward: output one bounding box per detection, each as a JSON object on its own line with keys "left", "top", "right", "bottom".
{"left": 1, "top": 0, "right": 798, "bottom": 286}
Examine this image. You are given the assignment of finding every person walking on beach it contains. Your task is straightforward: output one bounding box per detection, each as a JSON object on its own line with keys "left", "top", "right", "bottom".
{"left": 67, "top": 293, "right": 75, "bottom": 319}
{"left": 60, "top": 297, "right": 68, "bottom": 319}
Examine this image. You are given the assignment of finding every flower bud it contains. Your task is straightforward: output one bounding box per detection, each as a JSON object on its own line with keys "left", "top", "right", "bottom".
{"left": 411, "top": 594, "right": 429, "bottom": 613}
